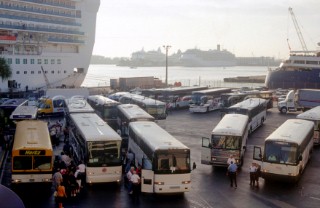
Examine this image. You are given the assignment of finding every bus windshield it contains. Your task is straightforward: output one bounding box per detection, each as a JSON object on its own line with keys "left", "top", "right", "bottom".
{"left": 265, "top": 141, "right": 298, "bottom": 164}
{"left": 87, "top": 141, "right": 121, "bottom": 167}
{"left": 103, "top": 106, "right": 118, "bottom": 119}
{"left": 155, "top": 151, "right": 190, "bottom": 174}
{"left": 13, "top": 156, "right": 52, "bottom": 170}
{"left": 212, "top": 135, "right": 241, "bottom": 150}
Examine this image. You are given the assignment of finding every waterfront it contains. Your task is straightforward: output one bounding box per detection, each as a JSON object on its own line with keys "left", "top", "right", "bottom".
{"left": 82, "top": 65, "right": 269, "bottom": 89}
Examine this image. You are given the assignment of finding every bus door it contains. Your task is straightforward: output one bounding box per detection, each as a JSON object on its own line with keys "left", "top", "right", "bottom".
{"left": 201, "top": 137, "right": 212, "bottom": 165}
{"left": 252, "top": 146, "right": 263, "bottom": 167}
{"left": 141, "top": 169, "right": 154, "bottom": 193}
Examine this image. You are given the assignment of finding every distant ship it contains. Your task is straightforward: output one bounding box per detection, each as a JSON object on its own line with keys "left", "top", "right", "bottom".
{"left": 265, "top": 46, "right": 320, "bottom": 89}
{"left": 180, "top": 45, "right": 236, "bottom": 67}
{"left": 0, "top": 0, "right": 100, "bottom": 92}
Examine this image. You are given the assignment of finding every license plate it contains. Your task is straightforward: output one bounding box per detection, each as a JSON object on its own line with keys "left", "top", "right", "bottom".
{"left": 170, "top": 186, "right": 180, "bottom": 189}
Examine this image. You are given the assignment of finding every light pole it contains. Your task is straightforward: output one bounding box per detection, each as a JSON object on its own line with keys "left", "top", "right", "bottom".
{"left": 163, "top": 45, "right": 171, "bottom": 87}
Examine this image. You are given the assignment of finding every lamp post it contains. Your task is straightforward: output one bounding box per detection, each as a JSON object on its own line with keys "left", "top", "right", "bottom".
{"left": 163, "top": 45, "right": 171, "bottom": 87}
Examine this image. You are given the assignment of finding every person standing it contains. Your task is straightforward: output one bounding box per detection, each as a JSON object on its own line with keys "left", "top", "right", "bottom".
{"left": 130, "top": 170, "right": 141, "bottom": 202}
{"left": 249, "top": 163, "right": 257, "bottom": 187}
{"left": 227, "top": 161, "right": 238, "bottom": 189}
{"left": 56, "top": 184, "right": 67, "bottom": 208}
{"left": 255, "top": 163, "right": 261, "bottom": 187}
{"left": 227, "top": 155, "right": 236, "bottom": 166}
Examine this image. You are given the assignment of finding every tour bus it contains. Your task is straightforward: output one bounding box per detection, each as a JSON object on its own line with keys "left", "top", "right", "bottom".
{"left": 128, "top": 121, "right": 191, "bottom": 193}
{"left": 220, "top": 90, "right": 274, "bottom": 110}
{"left": 253, "top": 119, "right": 314, "bottom": 182}
{"left": 119, "top": 93, "right": 167, "bottom": 120}
{"left": 201, "top": 114, "right": 249, "bottom": 167}
{"left": 117, "top": 104, "right": 155, "bottom": 136}
{"left": 189, "top": 88, "right": 232, "bottom": 113}
{"left": 227, "top": 98, "right": 267, "bottom": 134}
{"left": 11, "top": 120, "right": 53, "bottom": 184}
{"left": 68, "top": 113, "right": 122, "bottom": 183}
{"left": 87, "top": 95, "right": 120, "bottom": 130}
{"left": 0, "top": 99, "right": 28, "bottom": 135}
{"left": 296, "top": 106, "right": 320, "bottom": 145}
{"left": 10, "top": 105, "right": 38, "bottom": 121}
{"left": 65, "top": 96, "right": 95, "bottom": 115}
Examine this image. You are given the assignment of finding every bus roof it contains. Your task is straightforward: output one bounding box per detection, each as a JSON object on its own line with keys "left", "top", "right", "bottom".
{"left": 212, "top": 114, "right": 249, "bottom": 136}
{"left": 0, "top": 99, "right": 27, "bottom": 108}
{"left": 117, "top": 104, "right": 155, "bottom": 121}
{"left": 129, "top": 121, "right": 189, "bottom": 151}
{"left": 265, "top": 119, "right": 314, "bottom": 145}
{"left": 121, "top": 94, "right": 166, "bottom": 106}
{"left": 229, "top": 98, "right": 267, "bottom": 110}
{"left": 69, "top": 113, "right": 121, "bottom": 142}
{"left": 296, "top": 106, "right": 320, "bottom": 121}
{"left": 65, "top": 98, "right": 95, "bottom": 114}
{"left": 192, "top": 87, "right": 232, "bottom": 95}
{"left": 88, "top": 95, "right": 120, "bottom": 106}
{"left": 10, "top": 106, "right": 38, "bottom": 120}
{"left": 12, "top": 120, "right": 51, "bottom": 151}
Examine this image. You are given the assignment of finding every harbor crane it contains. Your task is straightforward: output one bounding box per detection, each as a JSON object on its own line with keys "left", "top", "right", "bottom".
{"left": 288, "top": 7, "right": 308, "bottom": 52}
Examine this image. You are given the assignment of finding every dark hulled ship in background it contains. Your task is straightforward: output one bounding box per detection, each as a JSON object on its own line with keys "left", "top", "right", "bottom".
{"left": 265, "top": 46, "right": 320, "bottom": 89}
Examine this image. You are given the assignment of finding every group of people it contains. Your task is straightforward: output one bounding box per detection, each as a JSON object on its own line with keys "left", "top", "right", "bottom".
{"left": 124, "top": 150, "right": 141, "bottom": 202}
{"left": 48, "top": 120, "right": 63, "bottom": 147}
{"left": 51, "top": 122, "right": 86, "bottom": 208}
{"left": 226, "top": 155, "right": 261, "bottom": 189}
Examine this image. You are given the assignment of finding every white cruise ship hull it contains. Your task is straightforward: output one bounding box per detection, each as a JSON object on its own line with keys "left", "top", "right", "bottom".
{"left": 0, "top": 0, "right": 100, "bottom": 92}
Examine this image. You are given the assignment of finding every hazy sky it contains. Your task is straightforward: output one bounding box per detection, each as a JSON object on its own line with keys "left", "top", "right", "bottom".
{"left": 92, "top": 0, "right": 319, "bottom": 59}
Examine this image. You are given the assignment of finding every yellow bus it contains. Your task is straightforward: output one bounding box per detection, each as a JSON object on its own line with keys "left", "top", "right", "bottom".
{"left": 11, "top": 120, "right": 53, "bottom": 184}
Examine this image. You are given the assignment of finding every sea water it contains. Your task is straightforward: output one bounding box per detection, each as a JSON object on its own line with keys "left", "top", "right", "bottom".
{"left": 82, "top": 65, "right": 269, "bottom": 89}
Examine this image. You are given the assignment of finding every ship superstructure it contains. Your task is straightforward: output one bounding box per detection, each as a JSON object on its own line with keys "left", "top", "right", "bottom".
{"left": 265, "top": 49, "right": 320, "bottom": 89}
{"left": 0, "top": 0, "right": 100, "bottom": 92}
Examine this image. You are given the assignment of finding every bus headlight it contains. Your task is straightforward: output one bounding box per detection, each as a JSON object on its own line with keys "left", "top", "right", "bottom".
{"left": 154, "top": 182, "right": 164, "bottom": 185}
{"left": 42, "top": 178, "right": 51, "bottom": 182}
{"left": 182, "top": 181, "right": 191, "bottom": 184}
{"left": 12, "top": 179, "right": 21, "bottom": 183}
{"left": 212, "top": 157, "right": 216, "bottom": 161}
{"left": 88, "top": 172, "right": 94, "bottom": 175}
{"left": 115, "top": 171, "right": 121, "bottom": 174}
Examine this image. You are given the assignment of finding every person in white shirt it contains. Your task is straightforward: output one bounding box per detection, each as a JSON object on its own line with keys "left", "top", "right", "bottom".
{"left": 126, "top": 167, "right": 134, "bottom": 194}
{"left": 227, "top": 155, "right": 236, "bottom": 166}
{"left": 249, "top": 163, "right": 257, "bottom": 186}
{"left": 130, "top": 170, "right": 141, "bottom": 201}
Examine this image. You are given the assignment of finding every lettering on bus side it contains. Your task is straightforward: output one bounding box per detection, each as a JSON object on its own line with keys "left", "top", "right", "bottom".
{"left": 19, "top": 150, "right": 46, "bottom": 156}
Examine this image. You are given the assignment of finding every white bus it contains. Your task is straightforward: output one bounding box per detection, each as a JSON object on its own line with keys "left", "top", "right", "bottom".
{"left": 189, "top": 88, "right": 232, "bottom": 113}
{"left": 227, "top": 98, "right": 267, "bottom": 134}
{"left": 128, "top": 121, "right": 191, "bottom": 193}
{"left": 11, "top": 120, "right": 53, "bottom": 184}
{"left": 68, "top": 113, "right": 122, "bottom": 184}
{"left": 297, "top": 106, "right": 320, "bottom": 145}
{"left": 253, "top": 119, "right": 314, "bottom": 182}
{"left": 201, "top": 114, "right": 249, "bottom": 167}
{"left": 119, "top": 94, "right": 167, "bottom": 120}
{"left": 87, "top": 95, "right": 120, "bottom": 130}
{"left": 65, "top": 97, "right": 95, "bottom": 115}
{"left": 10, "top": 105, "right": 38, "bottom": 121}
{"left": 117, "top": 104, "right": 155, "bottom": 137}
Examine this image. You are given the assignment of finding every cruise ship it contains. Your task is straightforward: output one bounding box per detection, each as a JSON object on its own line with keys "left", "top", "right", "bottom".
{"left": 180, "top": 45, "right": 236, "bottom": 67}
{"left": 0, "top": 0, "right": 100, "bottom": 92}
{"left": 265, "top": 46, "right": 320, "bottom": 89}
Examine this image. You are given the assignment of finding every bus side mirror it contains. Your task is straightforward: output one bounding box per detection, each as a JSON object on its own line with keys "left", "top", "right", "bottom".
{"left": 259, "top": 154, "right": 262, "bottom": 159}
{"left": 298, "top": 155, "right": 302, "bottom": 161}
{"left": 243, "top": 146, "right": 246, "bottom": 150}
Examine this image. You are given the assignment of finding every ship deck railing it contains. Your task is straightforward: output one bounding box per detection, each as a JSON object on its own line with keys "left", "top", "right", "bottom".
{"left": 0, "top": 13, "right": 81, "bottom": 27}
